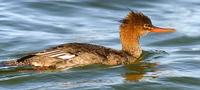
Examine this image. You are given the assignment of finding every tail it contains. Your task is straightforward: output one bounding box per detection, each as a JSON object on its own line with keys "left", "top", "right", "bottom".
{"left": 0, "top": 55, "right": 34, "bottom": 67}
{"left": 0, "top": 60, "right": 19, "bottom": 67}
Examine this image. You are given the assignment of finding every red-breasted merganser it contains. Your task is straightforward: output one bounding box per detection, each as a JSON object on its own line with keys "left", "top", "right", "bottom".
{"left": 2, "top": 11, "right": 175, "bottom": 69}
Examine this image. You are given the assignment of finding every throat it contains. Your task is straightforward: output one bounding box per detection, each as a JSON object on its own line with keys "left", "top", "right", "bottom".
{"left": 120, "top": 32, "right": 142, "bottom": 58}
{"left": 122, "top": 40, "right": 142, "bottom": 58}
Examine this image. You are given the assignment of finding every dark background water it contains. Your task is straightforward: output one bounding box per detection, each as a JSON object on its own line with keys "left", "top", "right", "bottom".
{"left": 0, "top": 0, "right": 200, "bottom": 90}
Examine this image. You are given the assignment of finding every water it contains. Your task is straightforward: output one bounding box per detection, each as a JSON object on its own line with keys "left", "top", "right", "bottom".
{"left": 0, "top": 0, "right": 200, "bottom": 90}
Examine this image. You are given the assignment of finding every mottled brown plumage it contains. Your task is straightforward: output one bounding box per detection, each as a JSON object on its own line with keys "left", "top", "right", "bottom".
{"left": 2, "top": 11, "right": 175, "bottom": 70}
{"left": 3, "top": 43, "right": 136, "bottom": 69}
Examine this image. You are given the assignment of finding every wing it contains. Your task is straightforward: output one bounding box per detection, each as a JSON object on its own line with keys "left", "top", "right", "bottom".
{"left": 36, "top": 49, "right": 76, "bottom": 59}
{"left": 17, "top": 49, "right": 76, "bottom": 63}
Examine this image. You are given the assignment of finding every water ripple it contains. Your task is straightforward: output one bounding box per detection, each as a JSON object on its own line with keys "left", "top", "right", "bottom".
{"left": 0, "top": 0, "right": 200, "bottom": 90}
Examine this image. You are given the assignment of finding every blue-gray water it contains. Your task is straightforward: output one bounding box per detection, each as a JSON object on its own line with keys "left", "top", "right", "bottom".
{"left": 0, "top": 0, "right": 200, "bottom": 90}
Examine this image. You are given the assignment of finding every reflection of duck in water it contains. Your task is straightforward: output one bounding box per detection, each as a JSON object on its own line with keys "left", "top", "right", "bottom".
{"left": 124, "top": 60, "right": 158, "bottom": 81}
{"left": 2, "top": 11, "right": 175, "bottom": 70}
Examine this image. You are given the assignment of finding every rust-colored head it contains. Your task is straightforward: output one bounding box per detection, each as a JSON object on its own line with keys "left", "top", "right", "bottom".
{"left": 119, "top": 11, "right": 175, "bottom": 58}
{"left": 120, "top": 11, "right": 175, "bottom": 37}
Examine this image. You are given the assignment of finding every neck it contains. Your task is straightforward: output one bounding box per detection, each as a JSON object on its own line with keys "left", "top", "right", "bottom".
{"left": 120, "top": 29, "right": 142, "bottom": 58}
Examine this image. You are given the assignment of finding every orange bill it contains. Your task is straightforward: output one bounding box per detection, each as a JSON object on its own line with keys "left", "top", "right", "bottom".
{"left": 150, "top": 26, "right": 176, "bottom": 33}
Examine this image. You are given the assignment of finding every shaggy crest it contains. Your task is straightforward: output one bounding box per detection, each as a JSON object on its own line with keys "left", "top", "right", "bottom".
{"left": 120, "top": 11, "right": 152, "bottom": 27}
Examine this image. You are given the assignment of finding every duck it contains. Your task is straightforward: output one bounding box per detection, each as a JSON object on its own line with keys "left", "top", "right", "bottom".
{"left": 2, "top": 11, "right": 175, "bottom": 70}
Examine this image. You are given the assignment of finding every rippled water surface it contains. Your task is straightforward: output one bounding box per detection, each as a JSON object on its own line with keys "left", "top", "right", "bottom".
{"left": 0, "top": 0, "right": 200, "bottom": 90}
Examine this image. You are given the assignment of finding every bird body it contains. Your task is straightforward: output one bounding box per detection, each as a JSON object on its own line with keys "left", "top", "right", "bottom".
{"left": 12, "top": 43, "right": 135, "bottom": 69}
{"left": 1, "top": 11, "right": 175, "bottom": 70}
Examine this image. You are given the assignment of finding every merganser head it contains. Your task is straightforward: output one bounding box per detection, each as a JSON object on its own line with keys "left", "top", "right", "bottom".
{"left": 120, "top": 11, "right": 175, "bottom": 37}
{"left": 120, "top": 11, "right": 175, "bottom": 58}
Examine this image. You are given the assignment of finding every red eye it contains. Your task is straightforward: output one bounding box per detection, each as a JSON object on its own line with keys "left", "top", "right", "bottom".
{"left": 143, "top": 24, "right": 151, "bottom": 30}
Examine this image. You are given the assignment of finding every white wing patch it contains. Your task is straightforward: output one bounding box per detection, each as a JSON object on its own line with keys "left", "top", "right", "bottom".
{"left": 36, "top": 49, "right": 76, "bottom": 60}
{"left": 57, "top": 54, "right": 76, "bottom": 60}
{"left": 49, "top": 53, "right": 66, "bottom": 57}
